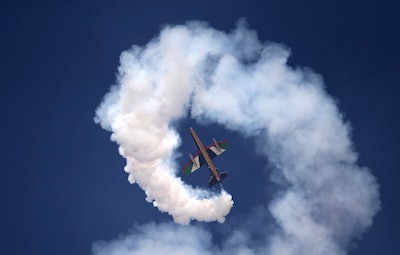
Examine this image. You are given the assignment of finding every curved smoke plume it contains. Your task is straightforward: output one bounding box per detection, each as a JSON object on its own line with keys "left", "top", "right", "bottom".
{"left": 94, "top": 21, "right": 380, "bottom": 254}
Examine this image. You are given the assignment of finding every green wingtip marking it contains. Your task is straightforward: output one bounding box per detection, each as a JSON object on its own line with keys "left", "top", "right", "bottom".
{"left": 220, "top": 141, "right": 229, "bottom": 149}
{"left": 183, "top": 163, "right": 193, "bottom": 175}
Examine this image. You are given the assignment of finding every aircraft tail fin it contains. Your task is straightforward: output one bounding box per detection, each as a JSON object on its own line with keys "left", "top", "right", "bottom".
{"left": 208, "top": 172, "right": 228, "bottom": 187}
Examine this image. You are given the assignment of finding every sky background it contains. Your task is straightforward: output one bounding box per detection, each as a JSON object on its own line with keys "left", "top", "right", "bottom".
{"left": 1, "top": 0, "right": 399, "bottom": 254}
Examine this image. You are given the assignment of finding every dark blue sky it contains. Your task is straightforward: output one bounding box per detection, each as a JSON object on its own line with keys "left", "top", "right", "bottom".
{"left": 1, "top": 1, "right": 399, "bottom": 254}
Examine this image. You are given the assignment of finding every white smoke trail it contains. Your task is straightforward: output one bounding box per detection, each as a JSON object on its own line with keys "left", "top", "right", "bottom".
{"left": 95, "top": 22, "right": 238, "bottom": 224}
{"left": 94, "top": 21, "right": 380, "bottom": 254}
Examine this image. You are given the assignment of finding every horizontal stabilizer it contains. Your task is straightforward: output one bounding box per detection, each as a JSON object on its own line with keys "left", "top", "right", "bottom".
{"left": 208, "top": 172, "right": 228, "bottom": 187}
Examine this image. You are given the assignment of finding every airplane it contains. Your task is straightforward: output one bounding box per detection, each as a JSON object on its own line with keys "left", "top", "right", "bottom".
{"left": 181, "top": 127, "right": 229, "bottom": 187}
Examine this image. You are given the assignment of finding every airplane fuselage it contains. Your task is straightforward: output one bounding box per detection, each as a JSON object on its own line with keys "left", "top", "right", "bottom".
{"left": 190, "top": 127, "right": 221, "bottom": 182}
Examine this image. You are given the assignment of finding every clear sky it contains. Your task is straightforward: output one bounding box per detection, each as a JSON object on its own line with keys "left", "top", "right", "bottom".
{"left": 1, "top": 0, "right": 399, "bottom": 254}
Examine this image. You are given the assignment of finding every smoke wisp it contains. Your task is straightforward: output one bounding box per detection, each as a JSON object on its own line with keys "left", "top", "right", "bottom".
{"left": 94, "top": 21, "right": 380, "bottom": 254}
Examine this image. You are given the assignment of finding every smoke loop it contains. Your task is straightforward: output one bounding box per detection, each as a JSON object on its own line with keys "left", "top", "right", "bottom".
{"left": 95, "top": 21, "right": 380, "bottom": 254}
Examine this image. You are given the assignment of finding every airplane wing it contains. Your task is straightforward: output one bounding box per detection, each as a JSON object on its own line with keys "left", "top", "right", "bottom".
{"left": 206, "top": 140, "right": 230, "bottom": 158}
{"left": 182, "top": 140, "right": 229, "bottom": 175}
{"left": 182, "top": 152, "right": 202, "bottom": 175}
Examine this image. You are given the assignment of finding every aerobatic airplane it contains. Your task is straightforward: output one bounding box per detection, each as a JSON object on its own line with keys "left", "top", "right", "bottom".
{"left": 181, "top": 127, "right": 229, "bottom": 187}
